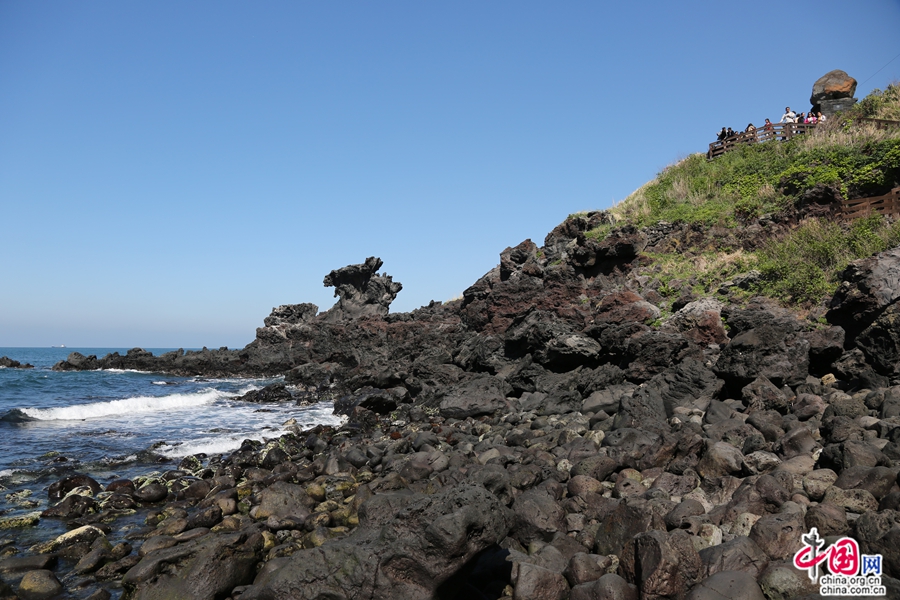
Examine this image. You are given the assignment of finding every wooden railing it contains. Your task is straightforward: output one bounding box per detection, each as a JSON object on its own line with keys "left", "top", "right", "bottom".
{"left": 708, "top": 122, "right": 816, "bottom": 159}
{"left": 857, "top": 117, "right": 900, "bottom": 130}
{"left": 843, "top": 187, "right": 900, "bottom": 218}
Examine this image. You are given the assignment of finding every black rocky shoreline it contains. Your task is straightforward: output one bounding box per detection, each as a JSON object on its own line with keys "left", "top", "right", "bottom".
{"left": 5, "top": 208, "right": 900, "bottom": 599}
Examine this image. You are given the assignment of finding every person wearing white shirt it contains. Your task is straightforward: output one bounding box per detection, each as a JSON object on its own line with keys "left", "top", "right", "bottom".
{"left": 780, "top": 107, "right": 796, "bottom": 123}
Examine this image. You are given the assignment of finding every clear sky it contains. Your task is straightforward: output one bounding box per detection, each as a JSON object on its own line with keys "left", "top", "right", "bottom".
{"left": 2, "top": 1, "right": 899, "bottom": 348}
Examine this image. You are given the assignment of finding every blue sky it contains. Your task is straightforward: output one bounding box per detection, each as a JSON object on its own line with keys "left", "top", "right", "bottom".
{"left": 2, "top": 1, "right": 899, "bottom": 348}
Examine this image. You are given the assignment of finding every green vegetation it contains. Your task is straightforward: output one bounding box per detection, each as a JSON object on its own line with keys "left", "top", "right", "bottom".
{"left": 756, "top": 215, "right": 900, "bottom": 303}
{"left": 588, "top": 85, "right": 900, "bottom": 308}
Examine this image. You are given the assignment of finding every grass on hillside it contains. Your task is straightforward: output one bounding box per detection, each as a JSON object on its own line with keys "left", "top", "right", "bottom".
{"left": 587, "top": 84, "right": 900, "bottom": 308}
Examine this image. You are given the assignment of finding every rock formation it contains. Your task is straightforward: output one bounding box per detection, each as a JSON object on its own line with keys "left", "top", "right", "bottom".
{"left": 29, "top": 203, "right": 900, "bottom": 599}
{"left": 810, "top": 69, "right": 858, "bottom": 116}
{"left": 320, "top": 256, "right": 403, "bottom": 322}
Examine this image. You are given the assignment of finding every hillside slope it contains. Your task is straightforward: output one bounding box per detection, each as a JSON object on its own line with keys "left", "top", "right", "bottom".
{"left": 31, "top": 84, "right": 900, "bottom": 600}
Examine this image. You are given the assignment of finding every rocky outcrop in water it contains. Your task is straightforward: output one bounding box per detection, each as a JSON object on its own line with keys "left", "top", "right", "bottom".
{"left": 0, "top": 356, "right": 33, "bottom": 369}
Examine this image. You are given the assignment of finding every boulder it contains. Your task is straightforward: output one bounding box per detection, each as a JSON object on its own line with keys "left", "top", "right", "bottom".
{"left": 715, "top": 302, "right": 811, "bottom": 389}
{"left": 122, "top": 530, "right": 263, "bottom": 600}
{"left": 698, "top": 536, "right": 769, "bottom": 578}
{"left": 439, "top": 375, "right": 510, "bottom": 419}
{"left": 511, "top": 488, "right": 567, "bottom": 544}
{"left": 619, "top": 529, "right": 702, "bottom": 599}
{"left": 16, "top": 570, "right": 62, "bottom": 600}
{"left": 687, "top": 570, "right": 766, "bottom": 600}
{"left": 569, "top": 573, "right": 637, "bottom": 600}
{"left": 810, "top": 69, "right": 858, "bottom": 114}
{"left": 827, "top": 247, "right": 900, "bottom": 343}
{"left": 241, "top": 484, "right": 512, "bottom": 600}
{"left": 749, "top": 511, "right": 805, "bottom": 561}
{"left": 252, "top": 481, "right": 315, "bottom": 521}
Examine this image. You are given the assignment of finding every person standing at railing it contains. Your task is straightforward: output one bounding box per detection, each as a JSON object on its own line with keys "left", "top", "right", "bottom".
{"left": 779, "top": 108, "right": 796, "bottom": 140}
{"left": 717, "top": 127, "right": 728, "bottom": 141}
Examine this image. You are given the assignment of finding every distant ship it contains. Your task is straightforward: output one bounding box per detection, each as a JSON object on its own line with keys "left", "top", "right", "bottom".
{"left": 51, "top": 345, "right": 66, "bottom": 348}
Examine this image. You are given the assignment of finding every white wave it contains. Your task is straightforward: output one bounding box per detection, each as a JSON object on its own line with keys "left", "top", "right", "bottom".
{"left": 20, "top": 389, "right": 231, "bottom": 421}
{"left": 0, "top": 469, "right": 15, "bottom": 478}
{"left": 158, "top": 430, "right": 280, "bottom": 458}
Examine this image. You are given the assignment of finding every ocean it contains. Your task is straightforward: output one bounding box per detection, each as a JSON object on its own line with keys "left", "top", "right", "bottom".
{"left": 0, "top": 347, "right": 342, "bottom": 544}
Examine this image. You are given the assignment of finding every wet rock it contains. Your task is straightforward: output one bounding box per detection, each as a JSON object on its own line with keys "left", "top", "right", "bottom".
{"left": 0, "top": 554, "right": 57, "bottom": 574}
{"left": 237, "top": 383, "right": 293, "bottom": 403}
{"left": 252, "top": 481, "right": 314, "bottom": 521}
{"left": 30, "top": 524, "right": 106, "bottom": 555}
{"left": 133, "top": 483, "right": 169, "bottom": 504}
{"left": 0, "top": 357, "right": 34, "bottom": 369}
{"left": 41, "top": 493, "right": 98, "bottom": 518}
{"left": 16, "top": 570, "right": 62, "bottom": 600}
{"left": 0, "top": 512, "right": 41, "bottom": 529}
{"left": 47, "top": 474, "right": 101, "bottom": 500}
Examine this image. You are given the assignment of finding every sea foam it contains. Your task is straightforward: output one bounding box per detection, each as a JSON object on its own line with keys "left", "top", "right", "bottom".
{"left": 19, "top": 389, "right": 229, "bottom": 421}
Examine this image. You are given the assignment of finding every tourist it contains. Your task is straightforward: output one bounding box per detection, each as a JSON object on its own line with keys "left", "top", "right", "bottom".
{"left": 780, "top": 107, "right": 796, "bottom": 123}
{"left": 762, "top": 118, "right": 774, "bottom": 142}
{"left": 806, "top": 112, "right": 817, "bottom": 124}
{"left": 717, "top": 127, "right": 728, "bottom": 141}
{"left": 726, "top": 127, "right": 736, "bottom": 139}
{"left": 817, "top": 111, "right": 827, "bottom": 123}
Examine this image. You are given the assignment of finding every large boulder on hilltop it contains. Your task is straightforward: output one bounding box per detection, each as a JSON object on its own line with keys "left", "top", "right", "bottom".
{"left": 320, "top": 257, "right": 402, "bottom": 322}
{"left": 810, "top": 69, "right": 858, "bottom": 115}
{"left": 240, "top": 485, "right": 512, "bottom": 600}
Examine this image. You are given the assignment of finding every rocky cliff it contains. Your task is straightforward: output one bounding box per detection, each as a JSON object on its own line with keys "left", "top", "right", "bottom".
{"left": 31, "top": 198, "right": 900, "bottom": 599}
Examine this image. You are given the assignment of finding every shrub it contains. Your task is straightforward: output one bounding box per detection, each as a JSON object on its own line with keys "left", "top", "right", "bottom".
{"left": 756, "top": 215, "right": 900, "bottom": 304}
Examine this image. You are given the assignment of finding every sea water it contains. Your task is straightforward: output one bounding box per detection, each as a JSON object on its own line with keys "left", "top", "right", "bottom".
{"left": 0, "top": 347, "right": 342, "bottom": 532}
